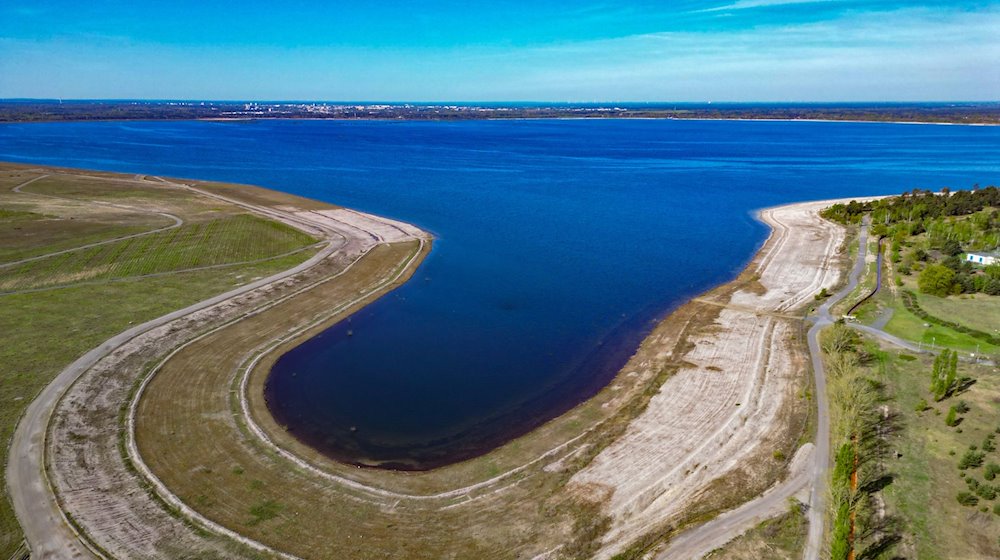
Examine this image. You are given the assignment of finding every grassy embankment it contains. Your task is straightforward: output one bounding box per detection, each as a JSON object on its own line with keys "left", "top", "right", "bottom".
{"left": 0, "top": 163, "right": 320, "bottom": 556}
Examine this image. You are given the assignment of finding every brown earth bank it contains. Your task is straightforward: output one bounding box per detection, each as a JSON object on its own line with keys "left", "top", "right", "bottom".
{"left": 32, "top": 165, "right": 854, "bottom": 558}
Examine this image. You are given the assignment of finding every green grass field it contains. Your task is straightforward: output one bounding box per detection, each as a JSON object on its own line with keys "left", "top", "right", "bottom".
{"left": 882, "top": 302, "right": 1000, "bottom": 356}
{"left": 0, "top": 164, "right": 322, "bottom": 556}
{"left": 877, "top": 348, "right": 1000, "bottom": 558}
{"left": 916, "top": 292, "right": 1000, "bottom": 340}
{"left": 0, "top": 214, "right": 316, "bottom": 292}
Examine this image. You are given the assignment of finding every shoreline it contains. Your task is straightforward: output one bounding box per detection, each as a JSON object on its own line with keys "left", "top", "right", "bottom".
{"left": 574, "top": 196, "right": 859, "bottom": 558}
{"left": 5, "top": 163, "right": 431, "bottom": 558}
{"left": 15, "top": 157, "right": 864, "bottom": 559}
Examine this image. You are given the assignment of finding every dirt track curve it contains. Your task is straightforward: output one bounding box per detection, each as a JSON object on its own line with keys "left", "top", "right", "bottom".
{"left": 5, "top": 176, "right": 364, "bottom": 559}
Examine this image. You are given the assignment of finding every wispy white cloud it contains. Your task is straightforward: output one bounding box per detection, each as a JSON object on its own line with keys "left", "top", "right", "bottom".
{"left": 1, "top": 3, "right": 997, "bottom": 100}
{"left": 697, "top": 0, "right": 845, "bottom": 13}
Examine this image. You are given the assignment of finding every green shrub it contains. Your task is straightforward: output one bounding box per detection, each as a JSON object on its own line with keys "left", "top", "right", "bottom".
{"left": 914, "top": 398, "right": 928, "bottom": 412}
{"left": 959, "top": 450, "right": 986, "bottom": 470}
{"left": 975, "top": 484, "right": 997, "bottom": 500}
{"left": 957, "top": 492, "right": 980, "bottom": 506}
{"left": 919, "top": 264, "right": 956, "bottom": 296}
{"left": 830, "top": 499, "right": 852, "bottom": 560}
{"left": 984, "top": 463, "right": 1000, "bottom": 481}
{"left": 945, "top": 406, "right": 959, "bottom": 427}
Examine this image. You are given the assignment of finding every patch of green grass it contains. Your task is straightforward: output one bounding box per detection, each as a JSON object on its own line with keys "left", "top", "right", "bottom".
{"left": 0, "top": 207, "right": 45, "bottom": 221}
{"left": 0, "top": 219, "right": 161, "bottom": 263}
{"left": 0, "top": 214, "right": 315, "bottom": 291}
{"left": 917, "top": 292, "right": 1000, "bottom": 341}
{"left": 247, "top": 500, "right": 283, "bottom": 526}
{"left": 878, "top": 349, "right": 1000, "bottom": 559}
{"left": 882, "top": 299, "right": 1000, "bottom": 355}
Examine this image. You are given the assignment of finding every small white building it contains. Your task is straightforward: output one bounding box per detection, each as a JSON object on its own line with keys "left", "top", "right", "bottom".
{"left": 966, "top": 252, "right": 998, "bottom": 266}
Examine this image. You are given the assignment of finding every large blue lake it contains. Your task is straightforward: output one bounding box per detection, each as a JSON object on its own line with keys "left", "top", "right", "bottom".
{"left": 2, "top": 119, "right": 998, "bottom": 468}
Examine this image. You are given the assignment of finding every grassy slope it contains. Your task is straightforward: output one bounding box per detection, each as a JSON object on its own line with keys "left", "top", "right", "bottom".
{"left": 0, "top": 214, "right": 314, "bottom": 291}
{"left": 879, "top": 272, "right": 1000, "bottom": 355}
{"left": 878, "top": 348, "right": 1000, "bottom": 558}
{"left": 0, "top": 164, "right": 319, "bottom": 556}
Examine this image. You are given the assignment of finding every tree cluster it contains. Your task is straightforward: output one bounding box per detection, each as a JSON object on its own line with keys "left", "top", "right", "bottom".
{"left": 822, "top": 186, "right": 1000, "bottom": 226}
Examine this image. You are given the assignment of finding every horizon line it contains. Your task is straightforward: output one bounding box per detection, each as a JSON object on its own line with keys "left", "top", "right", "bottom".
{"left": 2, "top": 98, "right": 999, "bottom": 105}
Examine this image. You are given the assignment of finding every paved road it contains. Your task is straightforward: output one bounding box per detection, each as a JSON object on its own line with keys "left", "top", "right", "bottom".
{"left": 6, "top": 179, "right": 345, "bottom": 560}
{"left": 658, "top": 219, "right": 871, "bottom": 560}
{"left": 802, "top": 217, "right": 870, "bottom": 560}
{"left": 657, "top": 448, "right": 812, "bottom": 559}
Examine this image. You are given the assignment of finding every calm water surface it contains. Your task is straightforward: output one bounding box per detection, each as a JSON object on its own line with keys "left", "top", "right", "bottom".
{"left": 2, "top": 119, "right": 997, "bottom": 468}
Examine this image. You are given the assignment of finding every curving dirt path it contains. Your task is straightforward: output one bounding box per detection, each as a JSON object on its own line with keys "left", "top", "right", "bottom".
{"left": 3, "top": 175, "right": 185, "bottom": 270}
{"left": 5, "top": 175, "right": 391, "bottom": 559}
{"left": 800, "top": 216, "right": 870, "bottom": 560}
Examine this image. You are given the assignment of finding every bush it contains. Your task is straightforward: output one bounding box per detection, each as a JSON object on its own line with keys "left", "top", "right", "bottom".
{"left": 914, "top": 398, "right": 928, "bottom": 412}
{"left": 960, "top": 450, "right": 986, "bottom": 470}
{"left": 919, "top": 264, "right": 956, "bottom": 297}
{"left": 985, "top": 463, "right": 1000, "bottom": 481}
{"left": 957, "top": 492, "right": 980, "bottom": 506}
{"left": 942, "top": 239, "right": 963, "bottom": 256}
{"left": 945, "top": 406, "right": 959, "bottom": 427}
{"left": 976, "top": 484, "right": 998, "bottom": 500}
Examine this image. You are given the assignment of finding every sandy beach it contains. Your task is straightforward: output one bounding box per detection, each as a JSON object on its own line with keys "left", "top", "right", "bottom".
{"left": 571, "top": 199, "right": 852, "bottom": 559}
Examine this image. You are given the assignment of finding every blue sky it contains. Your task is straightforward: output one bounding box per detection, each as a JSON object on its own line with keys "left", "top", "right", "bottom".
{"left": 1, "top": 1, "right": 997, "bottom": 101}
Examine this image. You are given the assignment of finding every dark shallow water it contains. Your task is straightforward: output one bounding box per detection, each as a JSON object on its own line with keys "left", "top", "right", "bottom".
{"left": 2, "top": 119, "right": 998, "bottom": 468}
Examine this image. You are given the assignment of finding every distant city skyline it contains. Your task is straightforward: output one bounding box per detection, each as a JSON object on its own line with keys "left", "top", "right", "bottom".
{"left": 1, "top": 1, "right": 998, "bottom": 101}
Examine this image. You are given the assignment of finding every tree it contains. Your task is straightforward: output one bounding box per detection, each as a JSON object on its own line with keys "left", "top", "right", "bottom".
{"left": 941, "top": 239, "right": 963, "bottom": 256}
{"left": 919, "top": 264, "right": 956, "bottom": 297}
{"left": 931, "top": 349, "right": 957, "bottom": 401}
